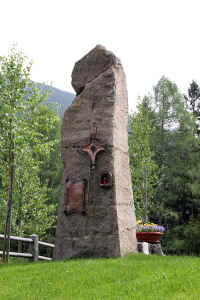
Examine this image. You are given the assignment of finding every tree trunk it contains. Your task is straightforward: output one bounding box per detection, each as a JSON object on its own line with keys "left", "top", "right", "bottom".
{"left": 2, "top": 145, "right": 14, "bottom": 263}
{"left": 17, "top": 192, "right": 23, "bottom": 253}
{"left": 143, "top": 169, "right": 148, "bottom": 223}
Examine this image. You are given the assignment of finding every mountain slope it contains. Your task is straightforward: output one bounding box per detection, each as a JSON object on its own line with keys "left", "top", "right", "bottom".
{"left": 36, "top": 82, "right": 75, "bottom": 117}
{"left": 47, "top": 86, "right": 75, "bottom": 117}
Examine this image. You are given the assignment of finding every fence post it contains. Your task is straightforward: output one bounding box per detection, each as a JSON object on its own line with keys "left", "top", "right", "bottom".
{"left": 30, "top": 234, "right": 39, "bottom": 261}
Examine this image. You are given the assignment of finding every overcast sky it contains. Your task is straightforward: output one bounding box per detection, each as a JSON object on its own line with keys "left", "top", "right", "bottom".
{"left": 1, "top": 0, "right": 200, "bottom": 111}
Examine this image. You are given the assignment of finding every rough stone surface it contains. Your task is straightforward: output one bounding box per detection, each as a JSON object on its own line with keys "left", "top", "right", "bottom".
{"left": 137, "top": 242, "right": 164, "bottom": 256}
{"left": 137, "top": 242, "right": 149, "bottom": 255}
{"left": 54, "top": 45, "right": 137, "bottom": 260}
{"left": 149, "top": 243, "right": 164, "bottom": 255}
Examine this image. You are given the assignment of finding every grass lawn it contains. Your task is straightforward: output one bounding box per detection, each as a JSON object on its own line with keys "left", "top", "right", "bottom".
{"left": 0, "top": 254, "right": 200, "bottom": 300}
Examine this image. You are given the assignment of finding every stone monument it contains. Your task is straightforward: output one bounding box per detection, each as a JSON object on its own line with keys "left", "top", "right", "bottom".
{"left": 54, "top": 45, "right": 137, "bottom": 259}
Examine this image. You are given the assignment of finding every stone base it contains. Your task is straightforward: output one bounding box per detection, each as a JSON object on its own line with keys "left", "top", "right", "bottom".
{"left": 137, "top": 242, "right": 164, "bottom": 256}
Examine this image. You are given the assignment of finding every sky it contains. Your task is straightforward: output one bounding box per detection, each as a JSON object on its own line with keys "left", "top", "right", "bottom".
{"left": 1, "top": 0, "right": 200, "bottom": 112}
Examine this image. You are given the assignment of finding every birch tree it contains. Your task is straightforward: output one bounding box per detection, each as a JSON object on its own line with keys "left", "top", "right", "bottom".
{"left": 0, "top": 47, "right": 58, "bottom": 262}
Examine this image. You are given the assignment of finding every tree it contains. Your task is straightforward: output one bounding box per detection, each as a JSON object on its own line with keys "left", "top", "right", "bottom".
{"left": 129, "top": 76, "right": 200, "bottom": 254}
{"left": 184, "top": 80, "right": 200, "bottom": 135}
{"left": 143, "top": 76, "right": 200, "bottom": 254}
{"left": 148, "top": 77, "right": 189, "bottom": 223}
{"left": 184, "top": 80, "right": 200, "bottom": 116}
{"left": 0, "top": 47, "right": 58, "bottom": 262}
{"left": 129, "top": 97, "right": 160, "bottom": 222}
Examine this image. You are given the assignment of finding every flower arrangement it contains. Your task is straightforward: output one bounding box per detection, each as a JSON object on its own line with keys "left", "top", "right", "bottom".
{"left": 136, "top": 220, "right": 165, "bottom": 233}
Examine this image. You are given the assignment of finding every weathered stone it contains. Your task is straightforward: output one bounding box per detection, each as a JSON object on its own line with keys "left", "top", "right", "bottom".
{"left": 149, "top": 243, "right": 164, "bottom": 256}
{"left": 137, "top": 242, "right": 149, "bottom": 255}
{"left": 137, "top": 242, "right": 164, "bottom": 256}
{"left": 54, "top": 45, "right": 137, "bottom": 260}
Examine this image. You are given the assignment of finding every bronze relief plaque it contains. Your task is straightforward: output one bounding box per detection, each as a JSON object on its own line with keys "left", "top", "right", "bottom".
{"left": 65, "top": 180, "right": 87, "bottom": 215}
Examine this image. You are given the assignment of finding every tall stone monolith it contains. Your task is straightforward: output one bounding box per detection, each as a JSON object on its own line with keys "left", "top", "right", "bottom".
{"left": 54, "top": 45, "right": 137, "bottom": 259}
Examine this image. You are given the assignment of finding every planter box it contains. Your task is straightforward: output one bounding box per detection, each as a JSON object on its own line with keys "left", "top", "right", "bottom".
{"left": 136, "top": 232, "right": 163, "bottom": 244}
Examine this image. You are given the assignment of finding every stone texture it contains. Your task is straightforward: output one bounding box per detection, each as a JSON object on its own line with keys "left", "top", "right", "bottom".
{"left": 137, "top": 242, "right": 164, "bottom": 256}
{"left": 137, "top": 242, "right": 149, "bottom": 255}
{"left": 54, "top": 45, "right": 137, "bottom": 260}
{"left": 149, "top": 243, "right": 164, "bottom": 255}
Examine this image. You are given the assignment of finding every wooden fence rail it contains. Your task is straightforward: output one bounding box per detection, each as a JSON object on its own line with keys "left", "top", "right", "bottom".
{"left": 0, "top": 234, "right": 55, "bottom": 261}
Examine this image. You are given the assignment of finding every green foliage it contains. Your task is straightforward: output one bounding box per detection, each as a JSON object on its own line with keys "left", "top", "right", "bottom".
{"left": 129, "top": 97, "right": 160, "bottom": 220}
{"left": 1, "top": 255, "right": 200, "bottom": 299}
{"left": 162, "top": 217, "right": 200, "bottom": 256}
{"left": 184, "top": 80, "right": 200, "bottom": 126}
{"left": 0, "top": 47, "right": 60, "bottom": 241}
{"left": 131, "top": 76, "right": 200, "bottom": 255}
{"left": 182, "top": 216, "right": 200, "bottom": 255}
{"left": 41, "top": 83, "right": 74, "bottom": 117}
{"left": 36, "top": 117, "right": 63, "bottom": 241}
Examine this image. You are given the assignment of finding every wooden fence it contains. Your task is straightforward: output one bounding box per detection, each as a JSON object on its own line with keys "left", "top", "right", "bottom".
{"left": 0, "top": 234, "right": 55, "bottom": 261}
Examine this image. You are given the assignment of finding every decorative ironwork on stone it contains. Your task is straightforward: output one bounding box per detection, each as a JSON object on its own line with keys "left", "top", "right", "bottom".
{"left": 82, "top": 139, "right": 104, "bottom": 169}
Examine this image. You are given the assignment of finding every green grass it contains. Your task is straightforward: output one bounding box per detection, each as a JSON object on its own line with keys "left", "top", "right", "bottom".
{"left": 0, "top": 254, "right": 200, "bottom": 300}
